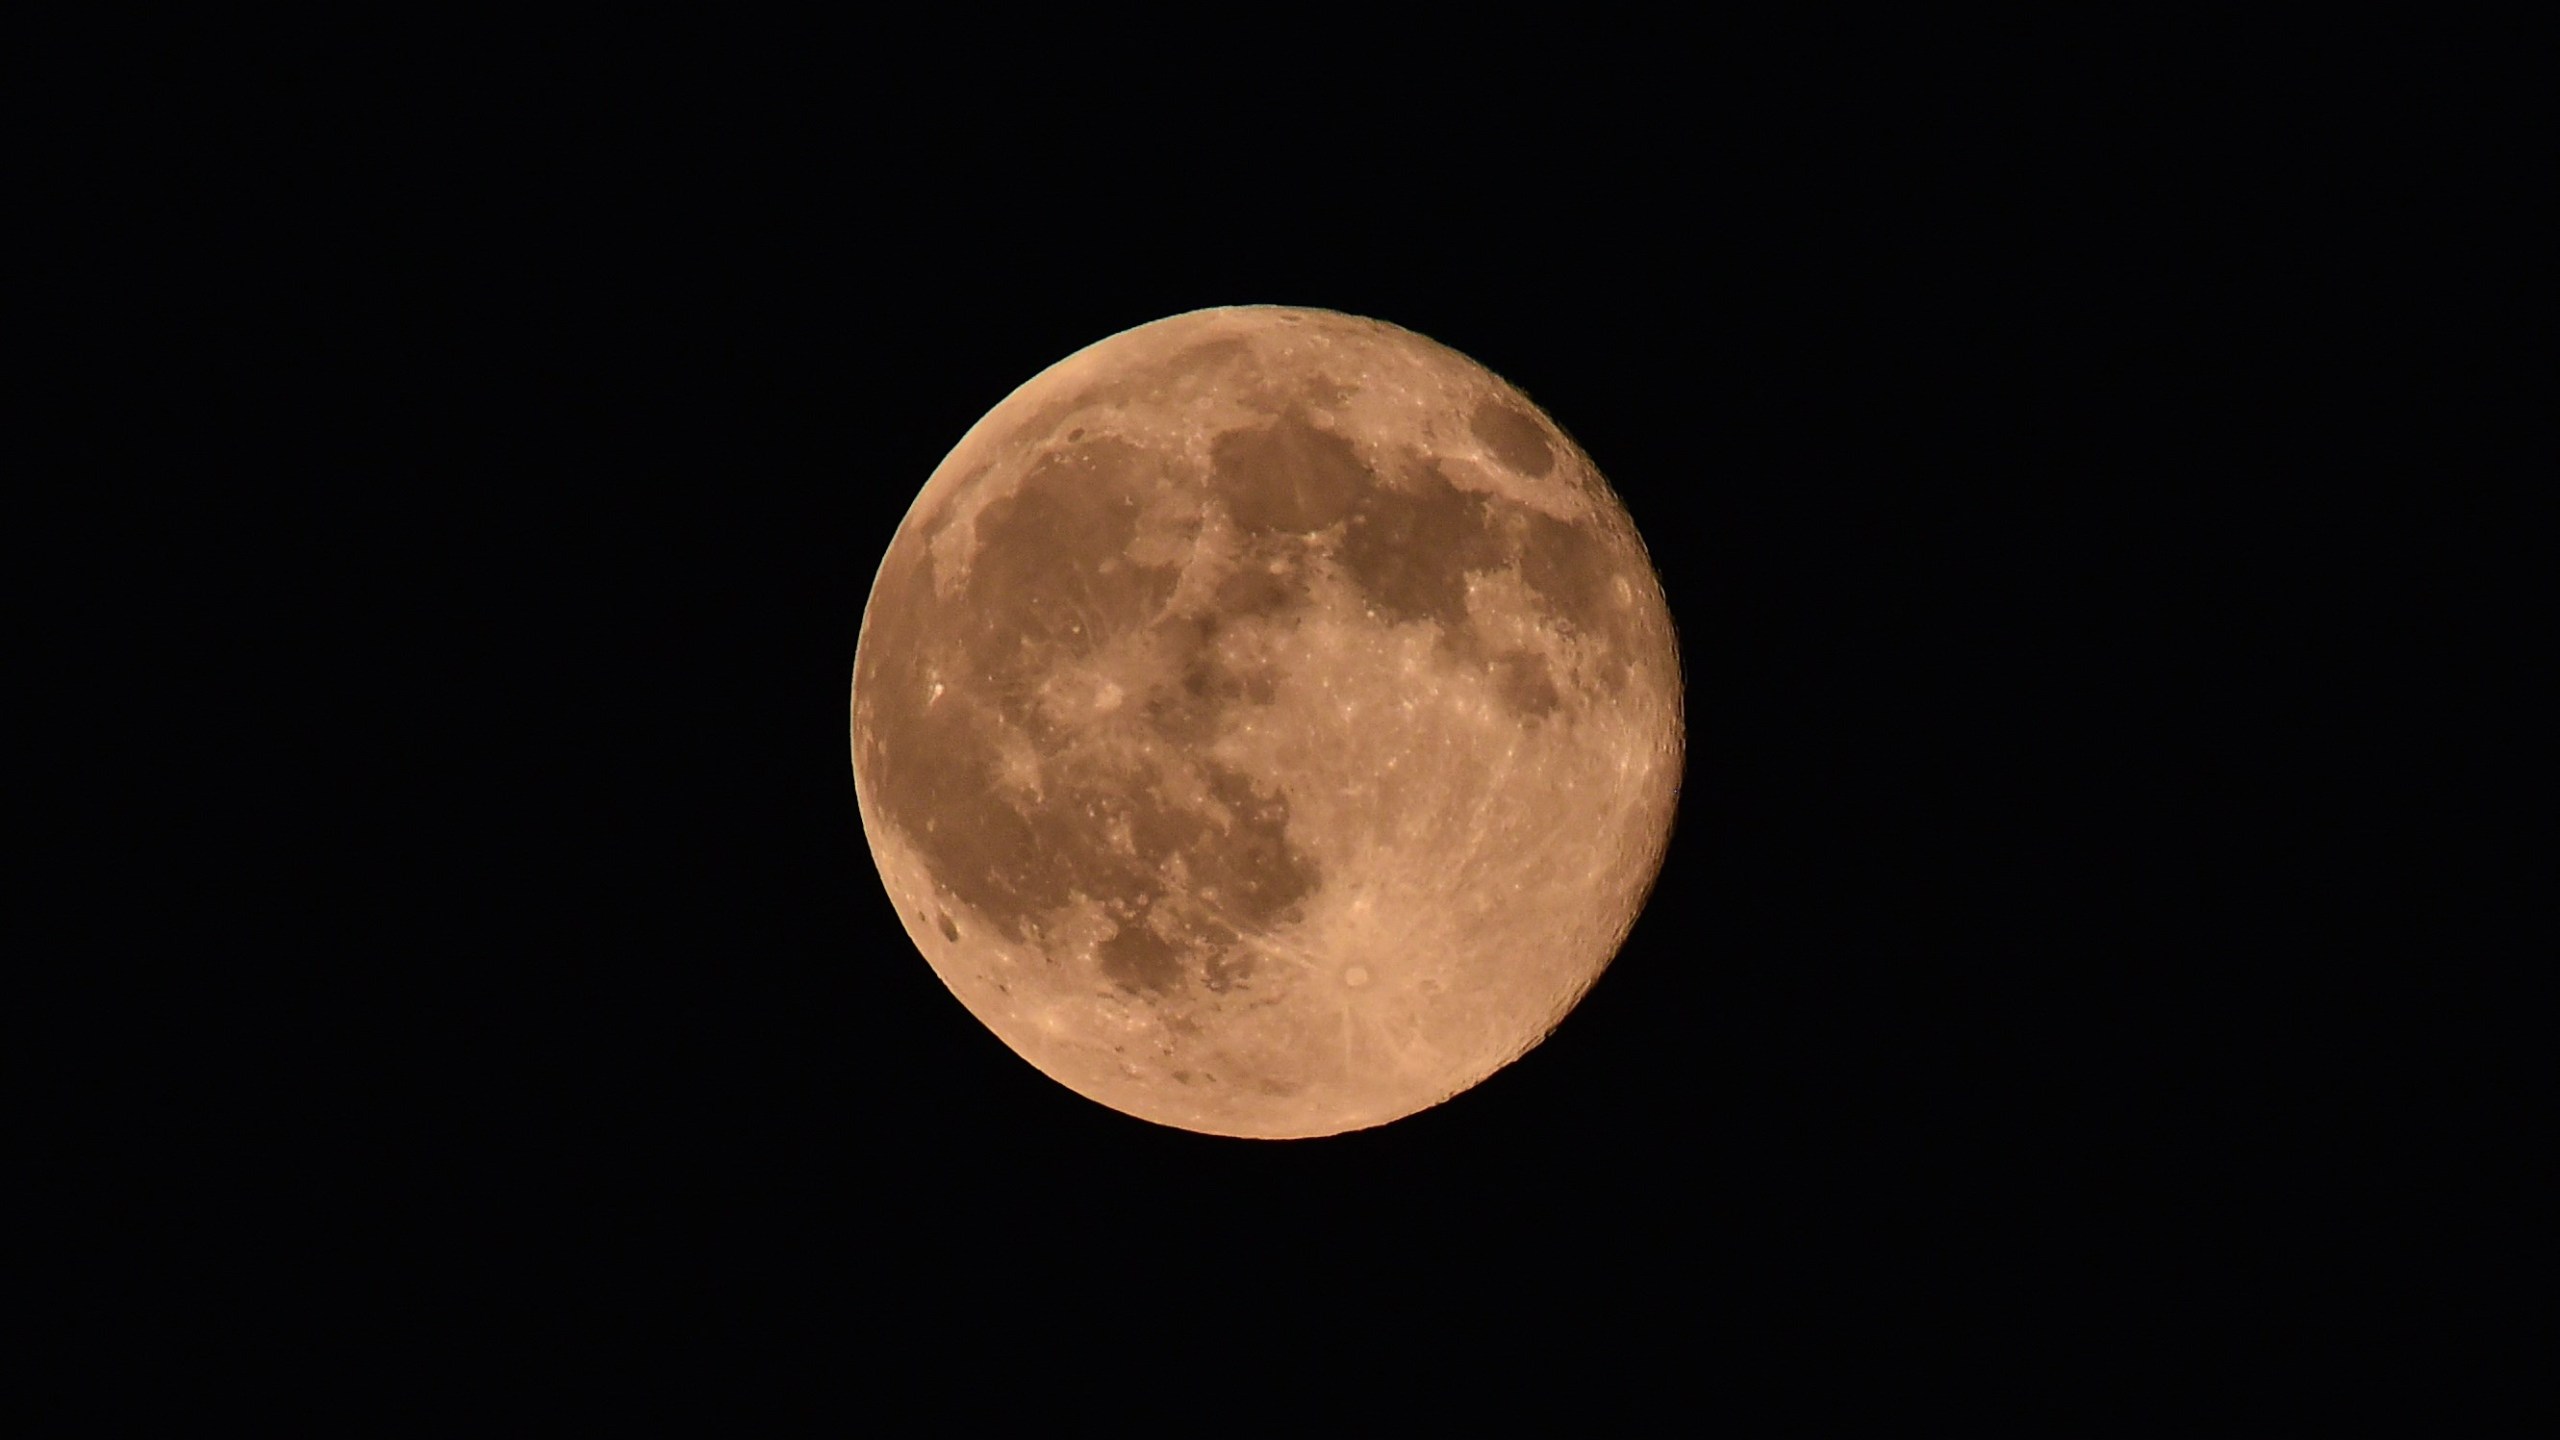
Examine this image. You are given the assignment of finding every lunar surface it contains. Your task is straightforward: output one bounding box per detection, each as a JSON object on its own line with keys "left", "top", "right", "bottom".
{"left": 850, "top": 306, "right": 1682, "bottom": 1138}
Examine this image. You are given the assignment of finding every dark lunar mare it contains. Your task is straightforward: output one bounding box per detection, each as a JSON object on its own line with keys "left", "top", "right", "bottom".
{"left": 1333, "top": 445, "right": 1642, "bottom": 698}
{"left": 855, "top": 431, "right": 1323, "bottom": 998}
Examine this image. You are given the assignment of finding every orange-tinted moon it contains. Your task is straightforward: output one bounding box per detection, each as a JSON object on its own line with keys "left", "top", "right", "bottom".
{"left": 851, "top": 306, "right": 1682, "bottom": 1138}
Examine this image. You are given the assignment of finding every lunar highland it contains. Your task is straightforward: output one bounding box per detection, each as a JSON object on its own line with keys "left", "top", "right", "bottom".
{"left": 851, "top": 306, "right": 1681, "bottom": 1138}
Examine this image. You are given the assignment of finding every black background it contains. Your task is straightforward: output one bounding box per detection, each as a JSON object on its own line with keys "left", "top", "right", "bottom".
{"left": 49, "top": 16, "right": 2534, "bottom": 1419}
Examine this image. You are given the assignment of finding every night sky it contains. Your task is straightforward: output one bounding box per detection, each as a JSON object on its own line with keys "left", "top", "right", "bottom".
{"left": 57, "top": 17, "right": 2523, "bottom": 1419}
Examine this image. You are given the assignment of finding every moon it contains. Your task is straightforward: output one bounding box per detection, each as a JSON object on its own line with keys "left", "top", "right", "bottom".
{"left": 851, "top": 306, "right": 1682, "bottom": 1138}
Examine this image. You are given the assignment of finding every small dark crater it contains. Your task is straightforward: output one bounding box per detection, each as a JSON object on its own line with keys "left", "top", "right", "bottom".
{"left": 1065, "top": 426, "right": 1086, "bottom": 441}
{"left": 936, "top": 911, "right": 960, "bottom": 942}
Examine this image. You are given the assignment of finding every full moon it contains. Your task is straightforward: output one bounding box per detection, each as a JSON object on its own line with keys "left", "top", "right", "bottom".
{"left": 851, "top": 306, "right": 1682, "bottom": 1138}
